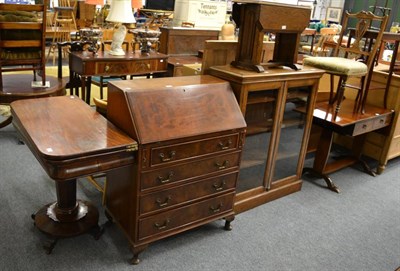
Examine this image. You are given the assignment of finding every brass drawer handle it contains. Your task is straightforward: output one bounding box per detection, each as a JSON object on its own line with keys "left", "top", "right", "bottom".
{"left": 209, "top": 203, "right": 223, "bottom": 213}
{"left": 154, "top": 219, "right": 170, "bottom": 230}
{"left": 215, "top": 160, "right": 229, "bottom": 170}
{"left": 212, "top": 181, "right": 226, "bottom": 191}
{"left": 157, "top": 171, "right": 174, "bottom": 184}
{"left": 218, "top": 140, "right": 232, "bottom": 150}
{"left": 104, "top": 65, "right": 110, "bottom": 72}
{"left": 159, "top": 151, "right": 176, "bottom": 162}
{"left": 156, "top": 195, "right": 172, "bottom": 207}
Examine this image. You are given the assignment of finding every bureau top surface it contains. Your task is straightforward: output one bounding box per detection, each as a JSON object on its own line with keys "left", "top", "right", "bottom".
{"left": 107, "top": 75, "right": 247, "bottom": 144}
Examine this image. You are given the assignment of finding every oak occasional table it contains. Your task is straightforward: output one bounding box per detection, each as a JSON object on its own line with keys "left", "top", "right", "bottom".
{"left": 69, "top": 51, "right": 168, "bottom": 104}
{"left": 0, "top": 74, "right": 66, "bottom": 128}
{"left": 11, "top": 96, "right": 137, "bottom": 254}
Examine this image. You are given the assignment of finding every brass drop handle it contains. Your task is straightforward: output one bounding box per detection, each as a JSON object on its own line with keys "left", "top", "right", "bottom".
{"left": 157, "top": 171, "right": 174, "bottom": 184}
{"left": 209, "top": 203, "right": 223, "bottom": 213}
{"left": 213, "top": 181, "right": 226, "bottom": 191}
{"left": 156, "top": 195, "right": 172, "bottom": 207}
{"left": 159, "top": 151, "right": 176, "bottom": 162}
{"left": 154, "top": 219, "right": 170, "bottom": 230}
{"left": 215, "top": 160, "right": 229, "bottom": 170}
{"left": 104, "top": 65, "right": 110, "bottom": 72}
{"left": 218, "top": 140, "right": 232, "bottom": 150}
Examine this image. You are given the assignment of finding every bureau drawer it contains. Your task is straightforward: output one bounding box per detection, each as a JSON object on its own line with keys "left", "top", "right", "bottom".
{"left": 94, "top": 59, "right": 167, "bottom": 75}
{"left": 138, "top": 192, "right": 234, "bottom": 241}
{"left": 139, "top": 172, "right": 237, "bottom": 215}
{"left": 150, "top": 133, "right": 240, "bottom": 166}
{"left": 141, "top": 152, "right": 241, "bottom": 191}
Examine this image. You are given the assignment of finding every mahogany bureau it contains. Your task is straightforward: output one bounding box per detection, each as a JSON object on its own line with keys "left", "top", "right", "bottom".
{"left": 105, "top": 75, "right": 247, "bottom": 264}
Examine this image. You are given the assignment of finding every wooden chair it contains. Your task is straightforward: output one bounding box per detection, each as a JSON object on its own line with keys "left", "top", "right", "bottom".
{"left": 303, "top": 11, "right": 389, "bottom": 117}
{"left": 47, "top": 0, "right": 78, "bottom": 66}
{"left": 0, "top": 1, "right": 47, "bottom": 88}
{"left": 302, "top": 27, "right": 338, "bottom": 56}
{"left": 300, "top": 28, "right": 317, "bottom": 55}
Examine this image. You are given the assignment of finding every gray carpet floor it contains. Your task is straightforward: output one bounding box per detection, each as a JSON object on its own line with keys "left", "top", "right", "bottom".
{"left": 0, "top": 122, "right": 399, "bottom": 271}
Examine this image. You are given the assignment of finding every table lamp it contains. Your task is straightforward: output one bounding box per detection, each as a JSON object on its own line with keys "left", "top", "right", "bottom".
{"left": 106, "top": 0, "right": 136, "bottom": 55}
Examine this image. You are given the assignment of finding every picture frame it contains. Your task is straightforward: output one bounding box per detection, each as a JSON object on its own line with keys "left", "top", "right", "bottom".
{"left": 326, "top": 7, "right": 342, "bottom": 23}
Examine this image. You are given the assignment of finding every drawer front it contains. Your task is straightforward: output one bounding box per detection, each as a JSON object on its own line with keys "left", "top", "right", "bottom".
{"left": 150, "top": 134, "right": 239, "bottom": 166}
{"left": 353, "top": 114, "right": 392, "bottom": 136}
{"left": 138, "top": 193, "right": 234, "bottom": 240}
{"left": 141, "top": 152, "right": 241, "bottom": 191}
{"left": 353, "top": 120, "right": 374, "bottom": 136}
{"left": 372, "top": 114, "right": 391, "bottom": 130}
{"left": 139, "top": 172, "right": 237, "bottom": 215}
{"left": 94, "top": 59, "right": 167, "bottom": 75}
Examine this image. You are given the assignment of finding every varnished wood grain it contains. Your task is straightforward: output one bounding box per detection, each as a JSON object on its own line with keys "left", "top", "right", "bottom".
{"left": 105, "top": 75, "right": 246, "bottom": 264}
{"left": 10, "top": 95, "right": 137, "bottom": 250}
{"left": 108, "top": 75, "right": 246, "bottom": 144}
{"left": 0, "top": 74, "right": 65, "bottom": 104}
{"left": 11, "top": 95, "right": 136, "bottom": 159}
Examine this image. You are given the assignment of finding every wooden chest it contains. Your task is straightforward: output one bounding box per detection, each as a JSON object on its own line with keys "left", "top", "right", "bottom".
{"left": 105, "top": 75, "right": 246, "bottom": 264}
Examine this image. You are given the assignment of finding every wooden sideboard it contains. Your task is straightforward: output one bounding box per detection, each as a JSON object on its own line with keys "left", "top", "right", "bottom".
{"left": 209, "top": 65, "right": 324, "bottom": 213}
{"left": 105, "top": 75, "right": 246, "bottom": 264}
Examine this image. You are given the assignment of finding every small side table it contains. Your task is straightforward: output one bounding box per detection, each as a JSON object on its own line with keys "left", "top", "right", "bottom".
{"left": 11, "top": 96, "right": 137, "bottom": 253}
{"left": 0, "top": 74, "right": 66, "bottom": 128}
{"left": 303, "top": 99, "right": 394, "bottom": 193}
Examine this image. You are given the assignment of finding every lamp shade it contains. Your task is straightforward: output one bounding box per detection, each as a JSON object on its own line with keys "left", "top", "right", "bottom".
{"left": 106, "top": 0, "right": 136, "bottom": 23}
{"left": 85, "top": 0, "right": 104, "bottom": 5}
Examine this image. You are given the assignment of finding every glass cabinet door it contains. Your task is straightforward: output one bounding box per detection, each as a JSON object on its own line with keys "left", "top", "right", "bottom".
{"left": 270, "top": 86, "right": 311, "bottom": 187}
{"left": 237, "top": 88, "right": 279, "bottom": 193}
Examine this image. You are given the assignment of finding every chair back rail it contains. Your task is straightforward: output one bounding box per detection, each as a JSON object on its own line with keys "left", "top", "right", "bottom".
{"left": 0, "top": 1, "right": 47, "bottom": 88}
{"left": 333, "top": 11, "right": 388, "bottom": 69}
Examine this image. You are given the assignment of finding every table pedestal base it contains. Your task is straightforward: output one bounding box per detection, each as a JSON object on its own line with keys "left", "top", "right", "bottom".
{"left": 32, "top": 200, "right": 102, "bottom": 254}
